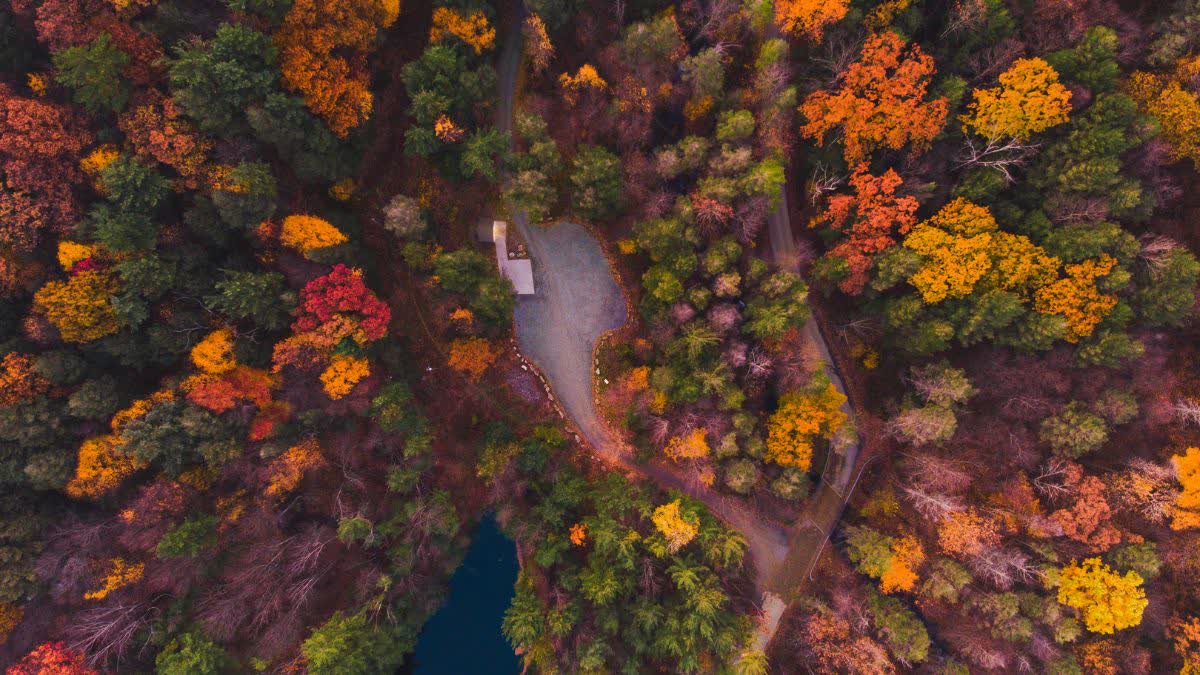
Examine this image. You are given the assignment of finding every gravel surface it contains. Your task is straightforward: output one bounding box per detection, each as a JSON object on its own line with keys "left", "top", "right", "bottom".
{"left": 513, "top": 221, "right": 626, "bottom": 446}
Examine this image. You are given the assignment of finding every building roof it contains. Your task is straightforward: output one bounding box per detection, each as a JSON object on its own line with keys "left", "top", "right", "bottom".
{"left": 491, "top": 220, "right": 535, "bottom": 295}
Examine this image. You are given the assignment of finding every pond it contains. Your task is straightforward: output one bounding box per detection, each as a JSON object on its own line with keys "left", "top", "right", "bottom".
{"left": 406, "top": 516, "right": 521, "bottom": 675}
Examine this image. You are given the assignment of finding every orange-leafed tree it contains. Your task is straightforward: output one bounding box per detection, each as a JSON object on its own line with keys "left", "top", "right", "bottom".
{"left": 775, "top": 0, "right": 849, "bottom": 42}
{"left": 1171, "top": 447, "right": 1200, "bottom": 530}
{"left": 799, "top": 32, "right": 948, "bottom": 165}
{"left": 937, "top": 508, "right": 1001, "bottom": 558}
{"left": 523, "top": 14, "right": 554, "bottom": 74}
{"left": 274, "top": 0, "right": 396, "bottom": 137}
{"left": 879, "top": 534, "right": 925, "bottom": 593}
{"left": 447, "top": 337, "right": 497, "bottom": 383}
{"left": 800, "top": 605, "right": 894, "bottom": 673}
{"left": 1127, "top": 61, "right": 1200, "bottom": 167}
{"left": 190, "top": 327, "right": 237, "bottom": 374}
{"left": 279, "top": 214, "right": 348, "bottom": 254}
{"left": 84, "top": 557, "right": 144, "bottom": 600}
{"left": 0, "top": 352, "right": 50, "bottom": 406}
{"left": 319, "top": 354, "right": 370, "bottom": 399}
{"left": 961, "top": 57, "right": 1072, "bottom": 140}
{"left": 33, "top": 269, "right": 123, "bottom": 342}
{"left": 1032, "top": 255, "right": 1118, "bottom": 343}
{"left": 810, "top": 166, "right": 918, "bottom": 294}
{"left": 663, "top": 428, "right": 710, "bottom": 461}
{"left": 65, "top": 434, "right": 144, "bottom": 499}
{"left": 1050, "top": 474, "right": 1121, "bottom": 552}
{"left": 265, "top": 439, "right": 325, "bottom": 498}
{"left": 559, "top": 64, "right": 607, "bottom": 106}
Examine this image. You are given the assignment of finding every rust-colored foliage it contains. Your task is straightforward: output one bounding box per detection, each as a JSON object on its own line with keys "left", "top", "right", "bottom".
{"left": 937, "top": 508, "right": 1001, "bottom": 558}
{"left": 0, "top": 353, "right": 50, "bottom": 407}
{"left": 446, "top": 337, "right": 497, "bottom": 383}
{"left": 811, "top": 166, "right": 918, "bottom": 295}
{"left": 0, "top": 84, "right": 93, "bottom": 251}
{"left": 800, "top": 606, "right": 894, "bottom": 673}
{"left": 118, "top": 92, "right": 212, "bottom": 188}
{"left": 184, "top": 366, "right": 273, "bottom": 413}
{"left": 1051, "top": 474, "right": 1122, "bottom": 553}
{"left": 274, "top": 0, "right": 395, "bottom": 137}
{"left": 799, "top": 32, "right": 948, "bottom": 164}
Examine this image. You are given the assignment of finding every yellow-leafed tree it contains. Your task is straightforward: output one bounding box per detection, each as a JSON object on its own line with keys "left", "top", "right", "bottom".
{"left": 765, "top": 381, "right": 847, "bottom": 470}
{"left": 652, "top": 499, "right": 699, "bottom": 554}
{"left": 962, "top": 58, "right": 1072, "bottom": 140}
{"left": 1057, "top": 557, "right": 1147, "bottom": 634}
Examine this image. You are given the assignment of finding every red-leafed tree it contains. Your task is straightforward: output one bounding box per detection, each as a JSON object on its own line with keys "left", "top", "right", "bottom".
{"left": 0, "top": 85, "right": 93, "bottom": 251}
{"left": 810, "top": 166, "right": 918, "bottom": 294}
{"left": 293, "top": 264, "right": 390, "bottom": 341}
{"left": 6, "top": 642, "right": 97, "bottom": 675}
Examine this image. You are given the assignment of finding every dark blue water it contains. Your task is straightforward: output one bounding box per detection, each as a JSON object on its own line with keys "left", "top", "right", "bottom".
{"left": 408, "top": 516, "right": 521, "bottom": 675}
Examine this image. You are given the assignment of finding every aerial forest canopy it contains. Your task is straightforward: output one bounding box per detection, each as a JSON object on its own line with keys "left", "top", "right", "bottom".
{"left": 2, "top": 0, "right": 1200, "bottom": 673}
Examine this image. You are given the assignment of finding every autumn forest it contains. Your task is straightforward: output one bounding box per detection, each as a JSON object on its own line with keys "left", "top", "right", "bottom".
{"left": 2, "top": 0, "right": 1200, "bottom": 672}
